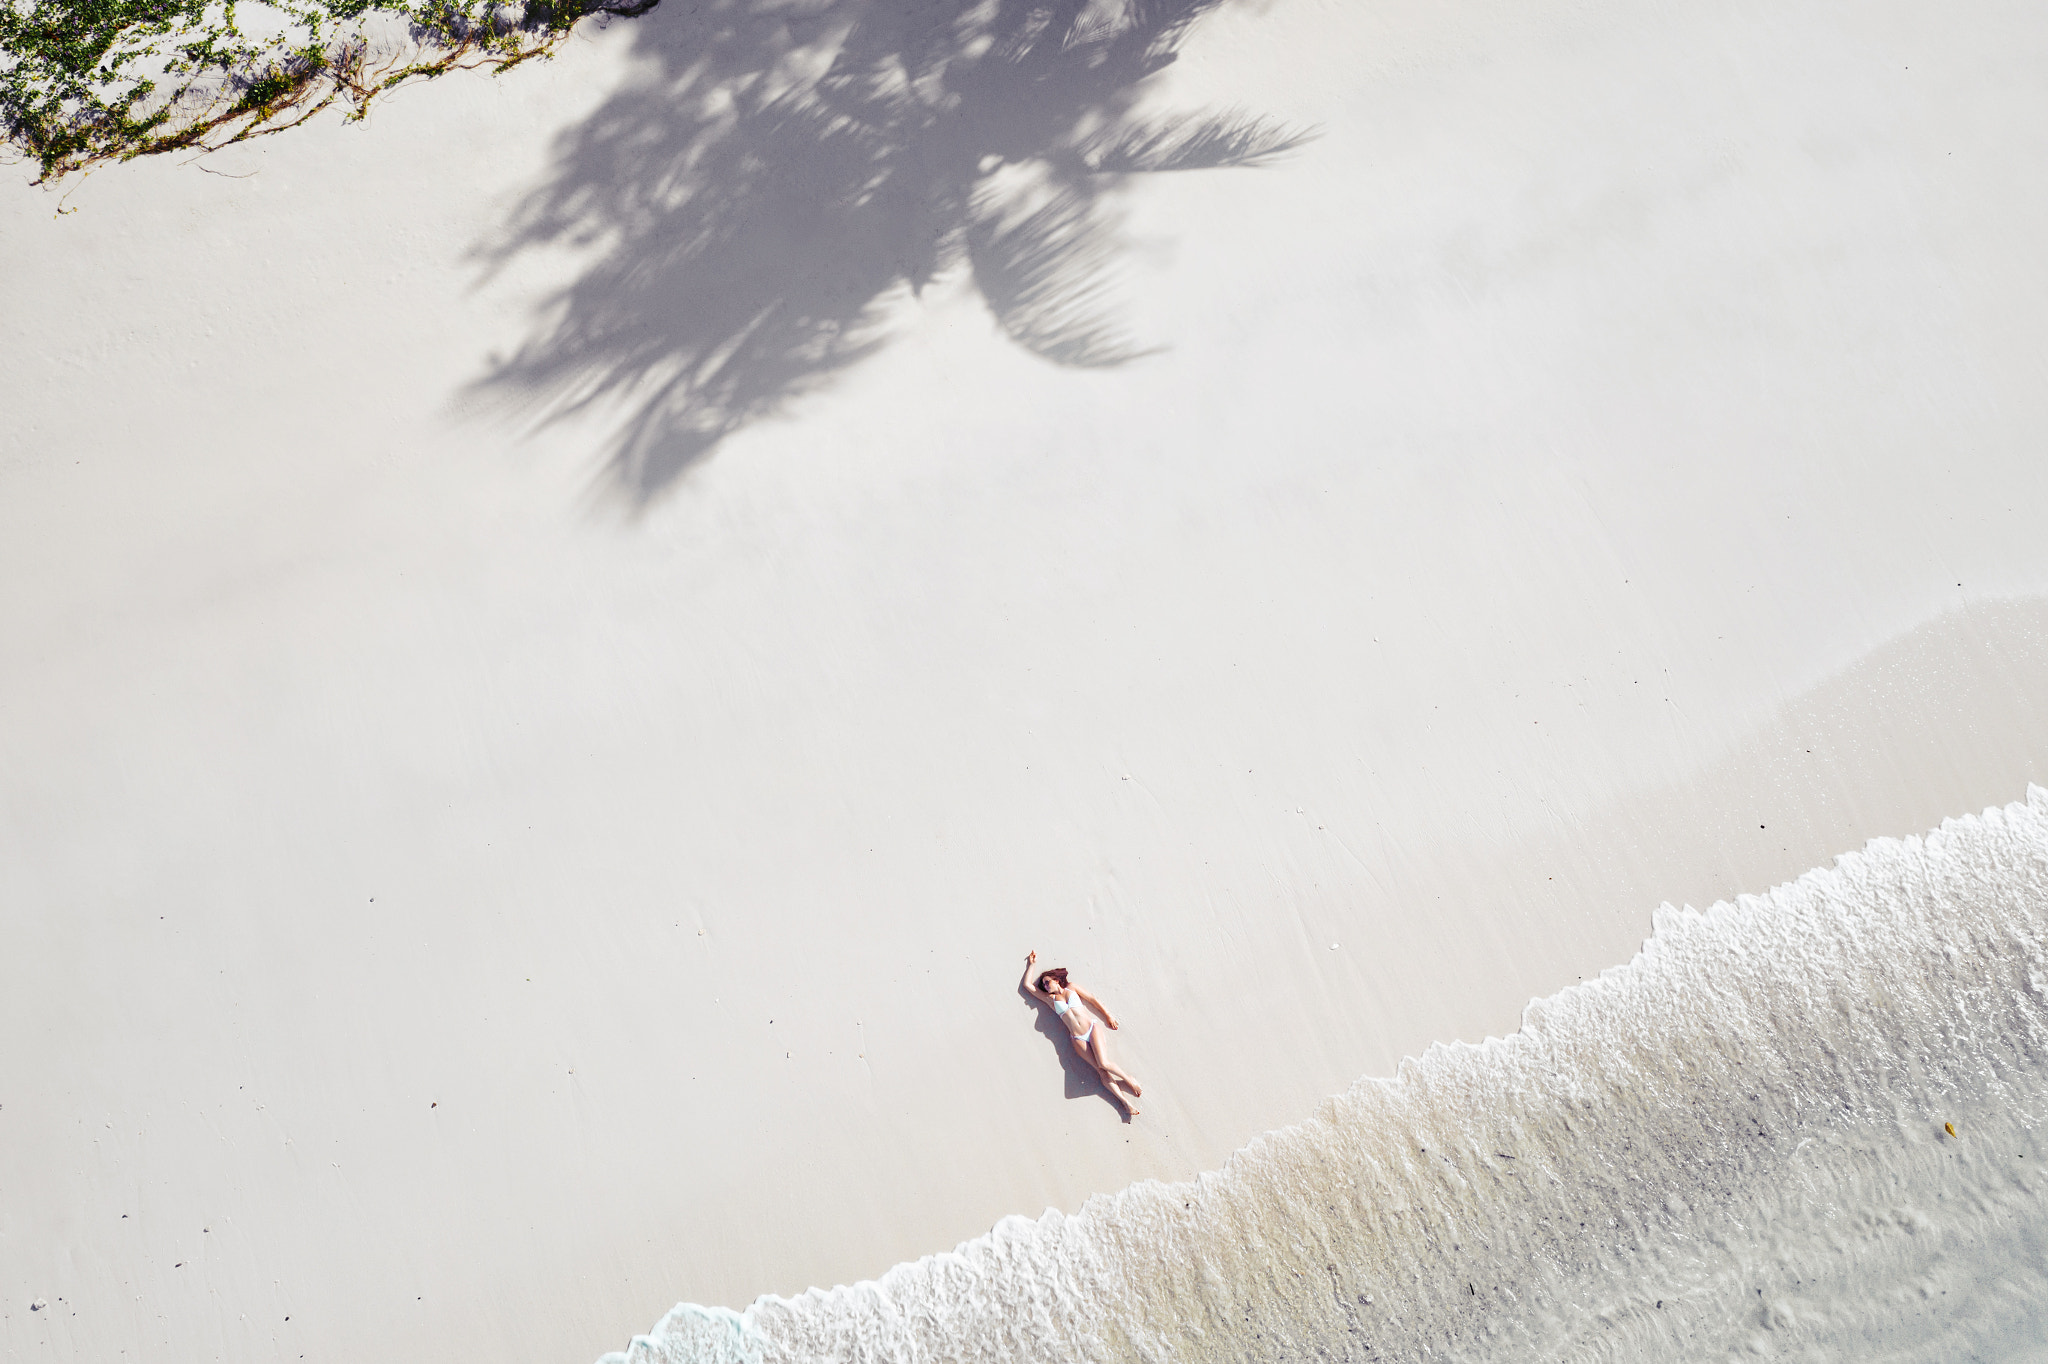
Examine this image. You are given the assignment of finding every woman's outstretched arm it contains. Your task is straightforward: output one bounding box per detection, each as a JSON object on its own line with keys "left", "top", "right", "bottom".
{"left": 1076, "top": 985, "right": 1120, "bottom": 1028}
{"left": 1022, "top": 950, "right": 1048, "bottom": 1001}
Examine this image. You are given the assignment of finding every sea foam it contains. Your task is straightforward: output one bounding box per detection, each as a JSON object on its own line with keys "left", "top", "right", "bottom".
{"left": 606, "top": 789, "right": 2048, "bottom": 1362}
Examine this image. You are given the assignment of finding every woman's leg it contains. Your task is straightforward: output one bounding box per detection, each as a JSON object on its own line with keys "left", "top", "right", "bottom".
{"left": 1086, "top": 1032, "right": 1143, "bottom": 1100}
{"left": 1074, "top": 1037, "right": 1138, "bottom": 1115}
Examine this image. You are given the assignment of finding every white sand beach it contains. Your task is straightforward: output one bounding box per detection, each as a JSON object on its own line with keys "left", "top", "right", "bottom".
{"left": 5, "top": 0, "right": 2048, "bottom": 1359}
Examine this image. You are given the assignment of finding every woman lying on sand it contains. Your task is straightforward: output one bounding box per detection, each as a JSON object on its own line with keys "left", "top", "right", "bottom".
{"left": 1023, "top": 950, "right": 1144, "bottom": 1118}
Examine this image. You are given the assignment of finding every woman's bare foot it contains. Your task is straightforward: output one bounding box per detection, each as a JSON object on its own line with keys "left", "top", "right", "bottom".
{"left": 1120, "top": 1078, "right": 1143, "bottom": 1097}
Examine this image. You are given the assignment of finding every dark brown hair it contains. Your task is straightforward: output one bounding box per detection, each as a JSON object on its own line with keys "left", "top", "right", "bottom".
{"left": 1037, "top": 967, "right": 1070, "bottom": 994}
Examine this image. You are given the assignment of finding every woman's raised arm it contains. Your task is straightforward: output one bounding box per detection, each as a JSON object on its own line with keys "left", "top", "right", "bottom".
{"left": 1022, "top": 950, "right": 1046, "bottom": 1001}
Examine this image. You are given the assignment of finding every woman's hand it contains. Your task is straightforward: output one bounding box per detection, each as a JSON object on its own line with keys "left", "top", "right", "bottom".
{"left": 1026, "top": 950, "right": 1037, "bottom": 964}
{"left": 1106, "top": 1015, "right": 1121, "bottom": 1029}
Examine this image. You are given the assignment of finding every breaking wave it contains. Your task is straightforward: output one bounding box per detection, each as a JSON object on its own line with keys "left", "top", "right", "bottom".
{"left": 607, "top": 789, "right": 2048, "bottom": 1362}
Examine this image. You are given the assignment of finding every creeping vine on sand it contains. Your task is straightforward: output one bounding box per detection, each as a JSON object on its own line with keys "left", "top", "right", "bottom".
{"left": 0, "top": 0, "right": 653, "bottom": 182}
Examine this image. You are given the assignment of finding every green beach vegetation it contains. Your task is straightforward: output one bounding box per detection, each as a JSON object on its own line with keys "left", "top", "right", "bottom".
{"left": 0, "top": 0, "right": 652, "bottom": 182}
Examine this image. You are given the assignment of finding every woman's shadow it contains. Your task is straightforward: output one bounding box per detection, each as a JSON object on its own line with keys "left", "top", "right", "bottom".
{"left": 1017, "top": 982, "right": 1127, "bottom": 1115}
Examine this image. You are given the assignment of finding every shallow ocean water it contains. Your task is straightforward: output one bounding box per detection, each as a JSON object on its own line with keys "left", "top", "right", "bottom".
{"left": 608, "top": 790, "right": 2048, "bottom": 1362}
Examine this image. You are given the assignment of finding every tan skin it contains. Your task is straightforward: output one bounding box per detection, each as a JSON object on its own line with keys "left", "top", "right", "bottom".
{"left": 1023, "top": 950, "right": 1143, "bottom": 1117}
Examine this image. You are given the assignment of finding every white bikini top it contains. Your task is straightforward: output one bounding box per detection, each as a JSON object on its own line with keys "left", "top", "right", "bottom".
{"left": 1053, "top": 993, "right": 1079, "bottom": 1015}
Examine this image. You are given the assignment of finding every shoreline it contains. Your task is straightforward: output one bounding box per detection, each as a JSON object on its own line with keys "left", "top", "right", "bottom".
{"left": 8, "top": 0, "right": 2048, "bottom": 1357}
{"left": 670, "top": 596, "right": 2048, "bottom": 1317}
{"left": 615, "top": 786, "right": 2048, "bottom": 1362}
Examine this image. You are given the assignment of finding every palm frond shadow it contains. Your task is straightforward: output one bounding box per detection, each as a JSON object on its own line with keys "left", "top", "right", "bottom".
{"left": 470, "top": 0, "right": 1313, "bottom": 503}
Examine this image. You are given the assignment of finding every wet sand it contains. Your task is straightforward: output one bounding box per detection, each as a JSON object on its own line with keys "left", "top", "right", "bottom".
{"left": 5, "top": 0, "right": 2048, "bottom": 1358}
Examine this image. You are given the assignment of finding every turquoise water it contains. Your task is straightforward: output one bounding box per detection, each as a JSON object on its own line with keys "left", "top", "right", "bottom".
{"left": 607, "top": 790, "right": 2048, "bottom": 1362}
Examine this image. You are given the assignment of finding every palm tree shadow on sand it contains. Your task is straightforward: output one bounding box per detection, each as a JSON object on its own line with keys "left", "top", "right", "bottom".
{"left": 469, "top": 0, "right": 1312, "bottom": 504}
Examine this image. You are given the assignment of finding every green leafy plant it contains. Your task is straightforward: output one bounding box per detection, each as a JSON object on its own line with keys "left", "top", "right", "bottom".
{"left": 0, "top": 0, "right": 653, "bottom": 182}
